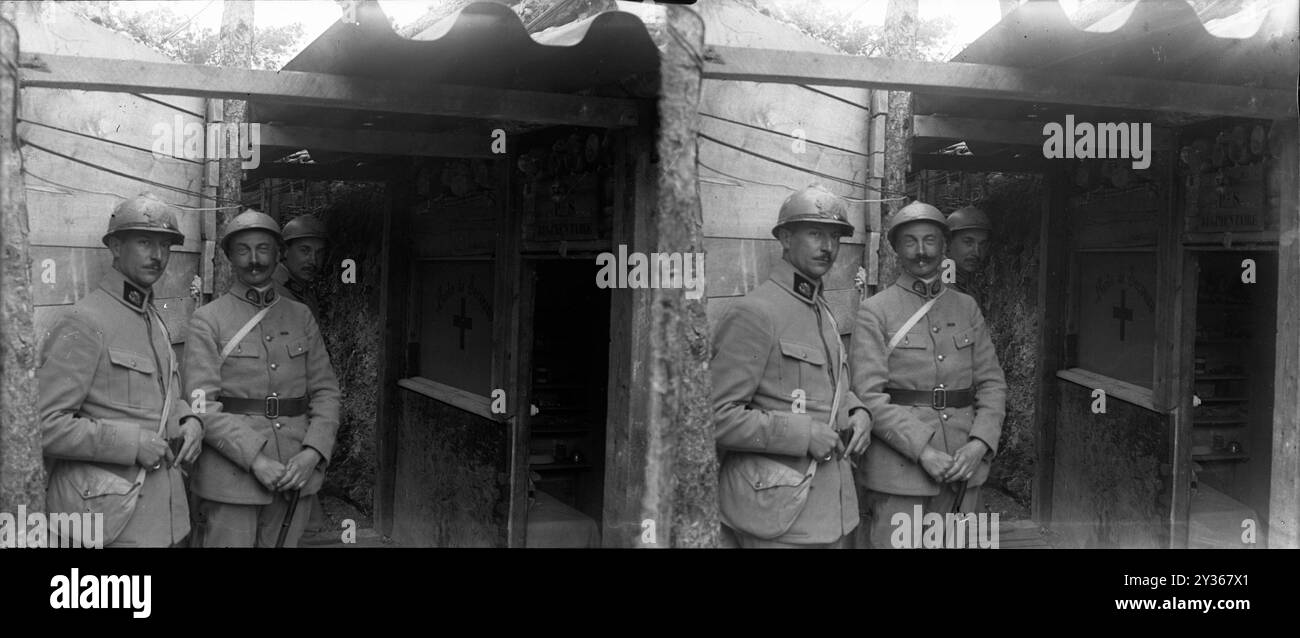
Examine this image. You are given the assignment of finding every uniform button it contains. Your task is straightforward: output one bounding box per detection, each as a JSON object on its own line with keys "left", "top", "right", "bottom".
{"left": 939, "top": 383, "right": 946, "bottom": 389}
{"left": 273, "top": 422, "right": 281, "bottom": 429}
{"left": 937, "top": 355, "right": 945, "bottom": 361}
{"left": 271, "top": 392, "right": 279, "bottom": 397}
{"left": 932, "top": 326, "right": 940, "bottom": 333}
{"left": 270, "top": 363, "right": 278, "bottom": 370}
{"left": 265, "top": 335, "right": 273, "bottom": 342}
{"left": 942, "top": 414, "right": 949, "bottom": 421}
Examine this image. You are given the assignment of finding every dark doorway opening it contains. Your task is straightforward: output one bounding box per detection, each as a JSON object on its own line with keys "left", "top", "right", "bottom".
{"left": 527, "top": 259, "right": 611, "bottom": 526}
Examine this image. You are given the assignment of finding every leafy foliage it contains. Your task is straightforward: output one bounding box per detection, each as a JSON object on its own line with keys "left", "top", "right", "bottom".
{"left": 67, "top": 1, "right": 304, "bottom": 70}
{"left": 747, "top": 0, "right": 954, "bottom": 61}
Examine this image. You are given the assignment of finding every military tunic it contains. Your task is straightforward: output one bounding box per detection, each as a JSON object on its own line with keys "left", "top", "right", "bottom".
{"left": 272, "top": 263, "right": 320, "bottom": 318}
{"left": 711, "top": 259, "right": 865, "bottom": 546}
{"left": 850, "top": 271, "right": 1006, "bottom": 494}
{"left": 849, "top": 271, "right": 1005, "bottom": 547}
{"left": 183, "top": 280, "right": 340, "bottom": 546}
{"left": 37, "top": 269, "right": 200, "bottom": 547}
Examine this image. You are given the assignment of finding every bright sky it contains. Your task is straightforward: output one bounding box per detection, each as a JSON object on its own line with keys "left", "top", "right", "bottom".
{"left": 118, "top": 0, "right": 1007, "bottom": 61}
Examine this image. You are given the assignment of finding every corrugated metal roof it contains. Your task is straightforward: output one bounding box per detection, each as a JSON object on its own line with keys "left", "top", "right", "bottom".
{"left": 252, "top": 0, "right": 659, "bottom": 140}
{"left": 915, "top": 0, "right": 1298, "bottom": 132}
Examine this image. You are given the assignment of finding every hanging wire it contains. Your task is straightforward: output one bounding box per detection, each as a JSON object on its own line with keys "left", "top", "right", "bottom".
{"left": 23, "top": 168, "right": 242, "bottom": 211}
{"left": 699, "top": 111, "right": 882, "bottom": 160}
{"left": 22, "top": 138, "right": 244, "bottom": 208}
{"left": 19, "top": 118, "right": 203, "bottom": 165}
{"left": 697, "top": 131, "right": 907, "bottom": 198}
{"left": 697, "top": 161, "right": 905, "bottom": 204}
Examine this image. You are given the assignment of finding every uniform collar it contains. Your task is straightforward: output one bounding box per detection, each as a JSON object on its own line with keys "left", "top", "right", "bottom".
{"left": 99, "top": 268, "right": 153, "bottom": 314}
{"left": 897, "top": 271, "right": 944, "bottom": 299}
{"left": 273, "top": 263, "right": 306, "bottom": 297}
{"left": 770, "top": 258, "right": 823, "bottom": 305}
{"left": 231, "top": 279, "right": 279, "bottom": 308}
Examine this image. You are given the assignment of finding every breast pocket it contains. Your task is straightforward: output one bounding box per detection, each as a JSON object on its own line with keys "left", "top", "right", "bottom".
{"left": 891, "top": 329, "right": 930, "bottom": 350}
{"left": 106, "top": 348, "right": 157, "bottom": 409}
{"left": 779, "top": 339, "right": 829, "bottom": 400}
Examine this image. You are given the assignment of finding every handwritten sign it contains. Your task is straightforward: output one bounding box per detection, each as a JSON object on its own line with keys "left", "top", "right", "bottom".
{"left": 419, "top": 261, "right": 494, "bottom": 396}
{"left": 1076, "top": 252, "right": 1158, "bottom": 389}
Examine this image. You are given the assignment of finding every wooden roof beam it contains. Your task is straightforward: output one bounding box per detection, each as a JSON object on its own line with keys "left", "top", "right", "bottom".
{"left": 703, "top": 46, "right": 1297, "bottom": 120}
{"left": 915, "top": 114, "right": 1175, "bottom": 150}
{"left": 19, "top": 53, "right": 644, "bottom": 128}
{"left": 260, "top": 125, "right": 494, "bottom": 158}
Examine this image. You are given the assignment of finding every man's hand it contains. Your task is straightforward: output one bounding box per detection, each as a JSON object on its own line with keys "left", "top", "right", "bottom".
{"left": 136, "top": 429, "right": 169, "bottom": 470}
{"left": 943, "top": 439, "right": 988, "bottom": 483}
{"left": 807, "top": 420, "right": 843, "bottom": 462}
{"left": 252, "top": 453, "right": 287, "bottom": 490}
{"left": 276, "top": 448, "right": 322, "bottom": 491}
{"left": 844, "top": 409, "right": 872, "bottom": 456}
{"left": 174, "top": 417, "right": 203, "bottom": 466}
{"left": 919, "top": 446, "right": 954, "bottom": 482}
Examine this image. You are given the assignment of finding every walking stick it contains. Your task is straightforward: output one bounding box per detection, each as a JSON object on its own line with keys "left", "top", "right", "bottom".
{"left": 275, "top": 489, "right": 302, "bottom": 548}
{"left": 950, "top": 481, "right": 969, "bottom": 515}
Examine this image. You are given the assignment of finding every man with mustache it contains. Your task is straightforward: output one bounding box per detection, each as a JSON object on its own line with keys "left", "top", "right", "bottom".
{"left": 37, "top": 193, "right": 204, "bottom": 547}
{"left": 184, "top": 210, "right": 341, "bottom": 547}
{"left": 712, "top": 184, "right": 871, "bottom": 548}
{"left": 944, "top": 206, "right": 992, "bottom": 309}
{"left": 849, "top": 201, "right": 1006, "bottom": 548}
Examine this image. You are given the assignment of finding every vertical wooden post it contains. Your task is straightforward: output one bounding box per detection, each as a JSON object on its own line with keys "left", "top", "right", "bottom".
{"left": 1153, "top": 148, "right": 1192, "bottom": 548}
{"left": 374, "top": 171, "right": 414, "bottom": 537}
{"left": 1031, "top": 169, "right": 1068, "bottom": 527}
{"left": 1269, "top": 118, "right": 1299, "bottom": 548}
{"left": 864, "top": 89, "right": 887, "bottom": 294}
{"left": 0, "top": 1, "right": 42, "bottom": 515}
{"left": 214, "top": 0, "right": 254, "bottom": 294}
{"left": 639, "top": 4, "right": 717, "bottom": 548}
{"left": 878, "top": 0, "right": 918, "bottom": 287}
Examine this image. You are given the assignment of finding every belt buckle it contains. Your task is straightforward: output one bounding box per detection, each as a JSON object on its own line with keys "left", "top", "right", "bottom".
{"left": 265, "top": 396, "right": 280, "bottom": 419}
{"left": 931, "top": 387, "right": 947, "bottom": 410}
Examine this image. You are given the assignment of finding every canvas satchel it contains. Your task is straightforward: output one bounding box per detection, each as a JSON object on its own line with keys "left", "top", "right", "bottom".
{"left": 719, "top": 309, "right": 847, "bottom": 540}
{"left": 46, "top": 306, "right": 174, "bottom": 547}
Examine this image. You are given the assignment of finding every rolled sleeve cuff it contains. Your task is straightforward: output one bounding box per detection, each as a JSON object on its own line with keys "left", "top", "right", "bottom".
{"left": 98, "top": 419, "right": 142, "bottom": 466}
{"left": 768, "top": 411, "right": 813, "bottom": 458}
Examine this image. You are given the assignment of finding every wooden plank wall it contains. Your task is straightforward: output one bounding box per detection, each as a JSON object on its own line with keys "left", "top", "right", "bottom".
{"left": 697, "top": 1, "right": 877, "bottom": 335}
{"left": 17, "top": 3, "right": 207, "bottom": 348}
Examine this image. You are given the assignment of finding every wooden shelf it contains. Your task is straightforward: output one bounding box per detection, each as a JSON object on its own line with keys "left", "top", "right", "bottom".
{"left": 1198, "top": 397, "right": 1248, "bottom": 403}
{"left": 531, "top": 462, "right": 592, "bottom": 471}
{"left": 1195, "top": 339, "right": 1250, "bottom": 344}
{"left": 1195, "top": 375, "right": 1248, "bottom": 380}
{"left": 1193, "top": 453, "right": 1250, "bottom": 462}
{"left": 531, "top": 427, "right": 590, "bottom": 436}
{"left": 1197, "top": 303, "right": 1250, "bottom": 309}
{"left": 1193, "top": 418, "right": 1247, "bottom": 426}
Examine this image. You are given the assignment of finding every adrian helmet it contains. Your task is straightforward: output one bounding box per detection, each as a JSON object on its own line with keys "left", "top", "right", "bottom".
{"left": 946, "top": 206, "right": 992, "bottom": 234}
{"left": 219, "top": 209, "right": 282, "bottom": 253}
{"left": 103, "top": 193, "right": 185, "bottom": 246}
{"left": 281, "top": 215, "right": 328, "bottom": 244}
{"left": 886, "top": 200, "right": 947, "bottom": 246}
{"left": 772, "top": 184, "right": 855, "bottom": 238}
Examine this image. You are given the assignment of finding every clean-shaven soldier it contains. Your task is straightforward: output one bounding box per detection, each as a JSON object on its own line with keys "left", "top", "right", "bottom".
{"left": 712, "top": 184, "right": 871, "bottom": 549}
{"left": 271, "top": 213, "right": 332, "bottom": 543}
{"left": 38, "top": 194, "right": 203, "bottom": 547}
{"left": 272, "top": 214, "right": 327, "bottom": 318}
{"left": 944, "top": 206, "right": 992, "bottom": 309}
{"left": 850, "top": 201, "right": 1006, "bottom": 549}
{"left": 185, "top": 210, "right": 341, "bottom": 547}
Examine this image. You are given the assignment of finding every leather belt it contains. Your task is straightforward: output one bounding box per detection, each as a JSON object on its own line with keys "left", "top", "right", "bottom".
{"left": 223, "top": 396, "right": 309, "bottom": 418}
{"left": 886, "top": 387, "right": 974, "bottom": 410}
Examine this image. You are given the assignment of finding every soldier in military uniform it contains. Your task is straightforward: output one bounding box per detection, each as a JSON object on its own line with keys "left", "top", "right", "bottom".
{"left": 849, "top": 201, "right": 1006, "bottom": 549}
{"left": 183, "top": 210, "right": 341, "bottom": 547}
{"left": 38, "top": 194, "right": 204, "bottom": 547}
{"left": 711, "top": 184, "right": 872, "bottom": 549}
{"left": 271, "top": 214, "right": 332, "bottom": 543}
{"left": 944, "top": 206, "right": 992, "bottom": 308}
{"left": 271, "top": 214, "right": 327, "bottom": 317}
